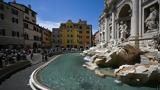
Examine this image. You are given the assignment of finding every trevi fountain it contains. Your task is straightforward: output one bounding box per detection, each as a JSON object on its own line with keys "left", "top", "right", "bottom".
{"left": 29, "top": 0, "right": 160, "bottom": 90}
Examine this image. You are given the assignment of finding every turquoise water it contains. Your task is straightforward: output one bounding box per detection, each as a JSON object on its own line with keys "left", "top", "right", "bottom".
{"left": 38, "top": 53, "right": 158, "bottom": 90}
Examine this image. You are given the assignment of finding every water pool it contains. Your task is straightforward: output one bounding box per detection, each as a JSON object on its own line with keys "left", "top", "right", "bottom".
{"left": 38, "top": 53, "right": 158, "bottom": 90}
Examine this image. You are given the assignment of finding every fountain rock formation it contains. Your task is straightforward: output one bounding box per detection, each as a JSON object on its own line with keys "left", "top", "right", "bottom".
{"left": 83, "top": 43, "right": 141, "bottom": 68}
{"left": 82, "top": 39, "right": 160, "bottom": 86}
{"left": 114, "top": 64, "right": 160, "bottom": 85}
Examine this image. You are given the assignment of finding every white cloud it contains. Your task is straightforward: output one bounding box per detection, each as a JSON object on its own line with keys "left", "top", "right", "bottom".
{"left": 92, "top": 29, "right": 98, "bottom": 35}
{"left": 37, "top": 18, "right": 61, "bottom": 31}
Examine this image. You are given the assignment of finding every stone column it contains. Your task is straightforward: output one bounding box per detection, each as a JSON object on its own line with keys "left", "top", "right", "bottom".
{"left": 99, "top": 33, "right": 101, "bottom": 43}
{"left": 107, "top": 17, "right": 110, "bottom": 42}
{"left": 131, "top": 0, "right": 139, "bottom": 47}
{"left": 104, "top": 17, "right": 108, "bottom": 43}
{"left": 112, "top": 12, "right": 115, "bottom": 40}
{"left": 117, "top": 23, "right": 119, "bottom": 40}
{"left": 99, "top": 23, "right": 101, "bottom": 43}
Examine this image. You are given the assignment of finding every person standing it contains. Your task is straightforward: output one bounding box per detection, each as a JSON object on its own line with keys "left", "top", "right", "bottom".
{"left": 45, "top": 54, "right": 48, "bottom": 62}
{"left": 42, "top": 52, "right": 45, "bottom": 62}
{"left": 30, "top": 52, "right": 33, "bottom": 60}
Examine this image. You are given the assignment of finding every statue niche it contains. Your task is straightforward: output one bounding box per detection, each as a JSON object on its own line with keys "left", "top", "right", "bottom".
{"left": 144, "top": 4, "right": 159, "bottom": 33}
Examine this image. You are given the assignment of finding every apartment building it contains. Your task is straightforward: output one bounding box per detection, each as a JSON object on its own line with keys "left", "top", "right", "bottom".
{"left": 0, "top": 0, "right": 24, "bottom": 48}
{"left": 52, "top": 19, "right": 92, "bottom": 49}
{"left": 42, "top": 28, "right": 52, "bottom": 48}
{"left": 10, "top": 1, "right": 42, "bottom": 48}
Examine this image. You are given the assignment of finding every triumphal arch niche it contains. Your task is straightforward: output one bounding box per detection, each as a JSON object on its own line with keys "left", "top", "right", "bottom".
{"left": 117, "top": 4, "right": 131, "bottom": 39}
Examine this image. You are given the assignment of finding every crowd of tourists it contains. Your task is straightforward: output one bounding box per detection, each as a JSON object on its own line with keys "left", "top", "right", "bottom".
{"left": 0, "top": 49, "right": 31, "bottom": 68}
{"left": 0, "top": 47, "right": 84, "bottom": 68}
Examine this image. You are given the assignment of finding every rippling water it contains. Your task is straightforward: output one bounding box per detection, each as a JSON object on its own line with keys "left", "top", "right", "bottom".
{"left": 38, "top": 53, "right": 158, "bottom": 90}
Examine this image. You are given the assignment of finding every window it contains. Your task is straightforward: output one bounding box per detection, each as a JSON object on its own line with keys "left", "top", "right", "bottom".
{"left": 86, "top": 31, "right": 90, "bottom": 34}
{"left": 67, "top": 40, "right": 69, "bottom": 43}
{"left": 74, "top": 45, "right": 77, "bottom": 48}
{"left": 34, "top": 36, "right": 36, "bottom": 40}
{"left": 11, "top": 31, "right": 19, "bottom": 37}
{"left": 32, "top": 19, "right": 36, "bottom": 23}
{"left": 16, "top": 18, "right": 18, "bottom": 23}
{"left": 25, "top": 8, "right": 29, "bottom": 14}
{"left": 79, "top": 26, "right": 82, "bottom": 29}
{"left": 86, "top": 36, "right": 89, "bottom": 39}
{"left": 31, "top": 12, "right": 35, "bottom": 17}
{"left": 11, "top": 8, "right": 18, "bottom": 15}
{"left": 12, "top": 17, "right": 14, "bottom": 22}
{"left": 25, "top": 16, "right": 29, "bottom": 20}
{"left": 12, "top": 17, "right": 18, "bottom": 24}
{"left": 17, "top": 32, "right": 19, "bottom": 37}
{"left": 37, "top": 28, "right": 39, "bottom": 32}
{"left": 0, "top": 4, "right": 4, "bottom": 10}
{"left": 39, "top": 29, "right": 42, "bottom": 33}
{"left": 24, "top": 23, "right": 28, "bottom": 28}
{"left": 33, "top": 26, "right": 36, "bottom": 31}
{"left": 12, "top": 31, "right": 16, "bottom": 37}
{"left": 24, "top": 33, "right": 29, "bottom": 40}
{"left": 53, "top": 40, "right": 55, "bottom": 43}
{"left": 79, "top": 31, "right": 82, "bottom": 34}
{"left": 0, "top": 29, "right": 5, "bottom": 36}
{"left": 87, "top": 26, "right": 91, "bottom": 29}
{"left": 34, "top": 36, "right": 40, "bottom": 41}
{"left": 80, "top": 41, "right": 82, "bottom": 44}
{"left": 0, "top": 13, "right": 4, "bottom": 20}
{"left": 67, "top": 45, "right": 70, "bottom": 48}
{"left": 79, "top": 36, "right": 82, "bottom": 38}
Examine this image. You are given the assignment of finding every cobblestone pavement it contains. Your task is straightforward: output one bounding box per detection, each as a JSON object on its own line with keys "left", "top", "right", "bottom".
{"left": 0, "top": 53, "right": 55, "bottom": 90}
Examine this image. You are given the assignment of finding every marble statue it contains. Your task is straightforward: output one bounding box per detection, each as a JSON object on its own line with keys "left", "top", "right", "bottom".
{"left": 119, "top": 21, "right": 128, "bottom": 42}
{"left": 145, "top": 7, "right": 159, "bottom": 31}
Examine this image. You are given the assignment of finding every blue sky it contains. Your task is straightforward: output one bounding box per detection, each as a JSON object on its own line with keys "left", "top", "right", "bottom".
{"left": 6, "top": 0, "right": 104, "bottom": 34}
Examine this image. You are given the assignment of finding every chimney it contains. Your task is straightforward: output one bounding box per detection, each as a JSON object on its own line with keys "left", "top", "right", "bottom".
{"left": 28, "top": 4, "right": 31, "bottom": 9}
{"left": 13, "top": 0, "right": 16, "bottom": 3}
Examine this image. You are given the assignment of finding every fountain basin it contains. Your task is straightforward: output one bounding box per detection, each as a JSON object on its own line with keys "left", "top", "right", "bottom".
{"left": 30, "top": 53, "right": 158, "bottom": 90}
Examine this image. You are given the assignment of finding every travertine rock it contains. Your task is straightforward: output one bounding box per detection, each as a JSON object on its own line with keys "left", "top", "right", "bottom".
{"left": 95, "top": 44, "right": 141, "bottom": 68}
{"left": 114, "top": 64, "right": 160, "bottom": 85}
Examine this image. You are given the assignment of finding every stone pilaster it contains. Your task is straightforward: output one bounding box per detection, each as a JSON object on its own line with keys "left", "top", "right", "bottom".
{"left": 112, "top": 12, "right": 115, "bottom": 40}
{"left": 104, "top": 17, "right": 108, "bottom": 42}
{"left": 117, "top": 23, "right": 120, "bottom": 40}
{"left": 131, "top": 0, "right": 139, "bottom": 47}
{"left": 107, "top": 17, "right": 110, "bottom": 42}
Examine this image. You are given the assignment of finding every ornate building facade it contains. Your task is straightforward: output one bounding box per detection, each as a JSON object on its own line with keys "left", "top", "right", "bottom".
{"left": 99, "top": 0, "right": 160, "bottom": 48}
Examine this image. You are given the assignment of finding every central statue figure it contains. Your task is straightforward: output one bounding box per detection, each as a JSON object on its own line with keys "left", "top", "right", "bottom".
{"left": 119, "top": 21, "right": 128, "bottom": 42}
